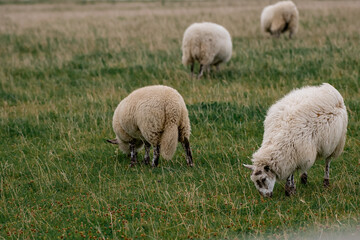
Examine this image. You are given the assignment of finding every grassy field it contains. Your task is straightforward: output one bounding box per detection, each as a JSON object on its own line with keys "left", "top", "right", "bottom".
{"left": 0, "top": 0, "right": 359, "bottom": 239}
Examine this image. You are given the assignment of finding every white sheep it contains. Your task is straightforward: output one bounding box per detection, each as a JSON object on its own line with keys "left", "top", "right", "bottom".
{"left": 244, "top": 83, "right": 348, "bottom": 197}
{"left": 181, "top": 22, "right": 232, "bottom": 78}
{"left": 107, "top": 85, "right": 193, "bottom": 167}
{"left": 261, "top": 1, "right": 299, "bottom": 38}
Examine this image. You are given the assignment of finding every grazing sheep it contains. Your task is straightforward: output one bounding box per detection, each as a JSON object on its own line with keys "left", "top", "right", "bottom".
{"left": 107, "top": 85, "right": 193, "bottom": 167}
{"left": 261, "top": 1, "right": 299, "bottom": 38}
{"left": 182, "top": 22, "right": 232, "bottom": 78}
{"left": 244, "top": 83, "right": 348, "bottom": 197}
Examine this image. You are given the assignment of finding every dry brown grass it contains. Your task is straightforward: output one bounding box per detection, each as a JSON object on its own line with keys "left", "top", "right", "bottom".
{"left": 1, "top": 0, "right": 359, "bottom": 105}
{"left": 1, "top": 0, "right": 359, "bottom": 58}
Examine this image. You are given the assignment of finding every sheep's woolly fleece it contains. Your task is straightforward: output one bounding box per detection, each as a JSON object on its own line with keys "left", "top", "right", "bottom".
{"left": 112, "top": 85, "right": 191, "bottom": 161}
{"left": 253, "top": 83, "right": 348, "bottom": 180}
{"left": 182, "top": 22, "right": 232, "bottom": 76}
{"left": 261, "top": 1, "right": 299, "bottom": 38}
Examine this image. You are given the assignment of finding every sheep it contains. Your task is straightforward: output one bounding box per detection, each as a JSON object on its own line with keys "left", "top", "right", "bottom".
{"left": 261, "top": 1, "right": 299, "bottom": 38}
{"left": 244, "top": 83, "right": 348, "bottom": 197}
{"left": 107, "top": 85, "right": 193, "bottom": 167}
{"left": 181, "top": 22, "right": 232, "bottom": 79}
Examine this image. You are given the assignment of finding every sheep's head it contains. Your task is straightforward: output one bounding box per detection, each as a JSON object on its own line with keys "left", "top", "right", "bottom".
{"left": 243, "top": 164, "right": 276, "bottom": 198}
{"left": 107, "top": 138, "right": 129, "bottom": 153}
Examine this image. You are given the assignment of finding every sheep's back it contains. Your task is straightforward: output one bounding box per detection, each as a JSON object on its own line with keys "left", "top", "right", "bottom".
{"left": 274, "top": 1, "right": 299, "bottom": 23}
{"left": 263, "top": 84, "right": 347, "bottom": 156}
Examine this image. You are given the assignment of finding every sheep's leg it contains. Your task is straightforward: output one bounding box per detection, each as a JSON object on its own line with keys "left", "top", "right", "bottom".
{"left": 151, "top": 145, "right": 160, "bottom": 167}
{"left": 289, "top": 31, "right": 294, "bottom": 39}
{"left": 198, "top": 64, "right": 204, "bottom": 79}
{"left": 285, "top": 174, "right": 296, "bottom": 196}
{"left": 190, "top": 62, "right": 195, "bottom": 78}
{"left": 323, "top": 157, "right": 332, "bottom": 188}
{"left": 144, "top": 141, "right": 151, "bottom": 165}
{"left": 300, "top": 171, "right": 308, "bottom": 185}
{"left": 129, "top": 141, "right": 138, "bottom": 167}
{"left": 206, "top": 65, "right": 211, "bottom": 73}
{"left": 216, "top": 64, "right": 220, "bottom": 72}
{"left": 181, "top": 137, "right": 193, "bottom": 167}
{"left": 271, "top": 30, "right": 280, "bottom": 38}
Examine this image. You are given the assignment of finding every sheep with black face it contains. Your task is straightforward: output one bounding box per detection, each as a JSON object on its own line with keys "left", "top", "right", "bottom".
{"left": 244, "top": 83, "right": 348, "bottom": 197}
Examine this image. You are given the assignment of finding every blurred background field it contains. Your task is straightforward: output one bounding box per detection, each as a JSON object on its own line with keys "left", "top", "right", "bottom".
{"left": 0, "top": 0, "right": 359, "bottom": 239}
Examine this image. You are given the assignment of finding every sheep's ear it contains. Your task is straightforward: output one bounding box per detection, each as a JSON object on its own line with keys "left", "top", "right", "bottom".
{"left": 243, "top": 164, "right": 255, "bottom": 171}
{"left": 106, "top": 139, "right": 118, "bottom": 145}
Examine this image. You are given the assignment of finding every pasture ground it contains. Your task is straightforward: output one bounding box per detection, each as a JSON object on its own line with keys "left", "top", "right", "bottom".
{"left": 0, "top": 0, "right": 359, "bottom": 239}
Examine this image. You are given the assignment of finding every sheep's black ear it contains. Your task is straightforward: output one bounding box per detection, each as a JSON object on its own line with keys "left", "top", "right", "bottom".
{"left": 106, "top": 139, "right": 118, "bottom": 145}
{"left": 264, "top": 165, "right": 270, "bottom": 172}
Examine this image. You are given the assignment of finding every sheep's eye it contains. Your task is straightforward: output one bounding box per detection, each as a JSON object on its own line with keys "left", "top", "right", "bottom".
{"left": 261, "top": 178, "right": 266, "bottom": 184}
{"left": 256, "top": 180, "right": 263, "bottom": 188}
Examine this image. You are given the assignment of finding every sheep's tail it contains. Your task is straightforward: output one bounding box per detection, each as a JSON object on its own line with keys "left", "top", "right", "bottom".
{"left": 160, "top": 124, "right": 178, "bottom": 160}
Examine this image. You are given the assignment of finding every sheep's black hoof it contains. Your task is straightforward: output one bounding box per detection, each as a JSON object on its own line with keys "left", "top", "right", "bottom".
{"left": 323, "top": 179, "right": 330, "bottom": 188}
{"left": 300, "top": 173, "right": 308, "bottom": 185}
{"left": 129, "top": 160, "right": 137, "bottom": 167}
{"left": 187, "top": 158, "right": 193, "bottom": 167}
{"left": 285, "top": 186, "right": 296, "bottom": 197}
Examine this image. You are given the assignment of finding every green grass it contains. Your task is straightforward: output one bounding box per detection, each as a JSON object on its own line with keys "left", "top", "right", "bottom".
{"left": 0, "top": 0, "right": 359, "bottom": 239}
